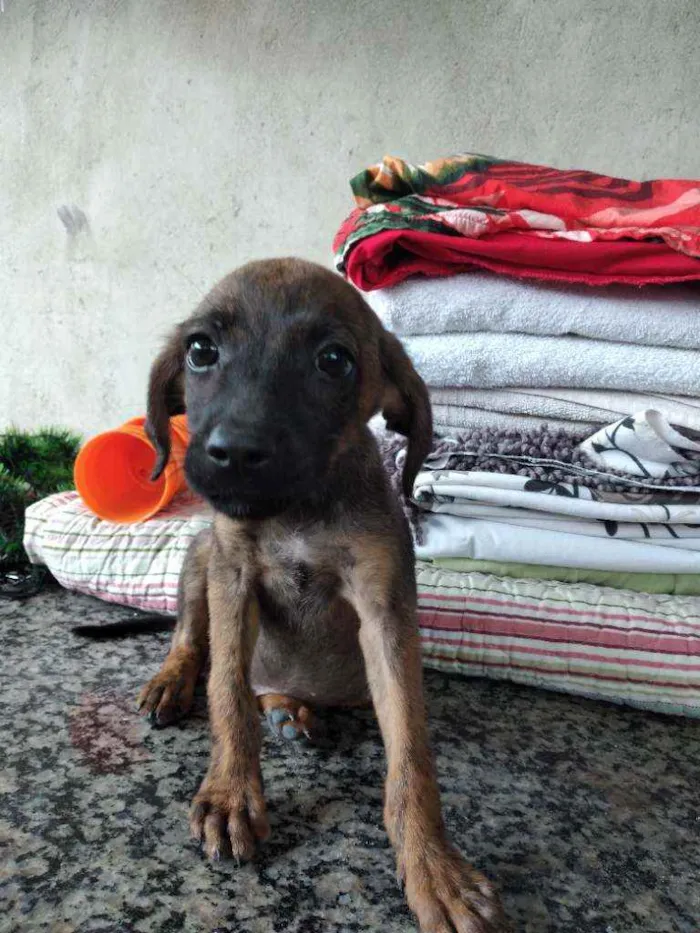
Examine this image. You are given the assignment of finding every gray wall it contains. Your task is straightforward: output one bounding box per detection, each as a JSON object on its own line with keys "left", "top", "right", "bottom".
{"left": 2, "top": 0, "right": 699, "bottom": 434}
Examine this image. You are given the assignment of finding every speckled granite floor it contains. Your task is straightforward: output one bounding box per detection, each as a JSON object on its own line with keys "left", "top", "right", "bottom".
{"left": 1, "top": 583, "right": 698, "bottom": 933}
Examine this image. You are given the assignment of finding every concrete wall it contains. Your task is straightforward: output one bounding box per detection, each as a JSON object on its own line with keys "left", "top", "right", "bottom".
{"left": 2, "top": 0, "right": 699, "bottom": 435}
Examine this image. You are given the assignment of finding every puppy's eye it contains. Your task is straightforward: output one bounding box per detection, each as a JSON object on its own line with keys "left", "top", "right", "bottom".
{"left": 315, "top": 345, "right": 355, "bottom": 379}
{"left": 186, "top": 335, "right": 219, "bottom": 371}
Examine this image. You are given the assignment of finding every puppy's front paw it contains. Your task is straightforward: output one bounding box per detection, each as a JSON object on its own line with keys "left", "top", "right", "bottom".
{"left": 190, "top": 769, "right": 269, "bottom": 862}
{"left": 137, "top": 651, "right": 199, "bottom": 727}
{"left": 403, "top": 843, "right": 507, "bottom": 933}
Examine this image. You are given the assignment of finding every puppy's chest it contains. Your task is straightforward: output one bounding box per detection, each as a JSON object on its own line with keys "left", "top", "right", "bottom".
{"left": 255, "top": 527, "right": 351, "bottom": 615}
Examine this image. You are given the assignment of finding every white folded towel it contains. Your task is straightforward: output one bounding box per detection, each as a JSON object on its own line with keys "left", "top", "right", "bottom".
{"left": 366, "top": 273, "right": 700, "bottom": 349}
{"left": 429, "top": 387, "right": 700, "bottom": 429}
{"left": 402, "top": 332, "right": 700, "bottom": 395}
{"left": 432, "top": 406, "right": 594, "bottom": 434}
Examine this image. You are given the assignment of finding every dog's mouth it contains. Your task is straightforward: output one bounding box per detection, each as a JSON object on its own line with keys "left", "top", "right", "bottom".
{"left": 185, "top": 451, "right": 311, "bottom": 520}
{"left": 203, "top": 489, "right": 294, "bottom": 520}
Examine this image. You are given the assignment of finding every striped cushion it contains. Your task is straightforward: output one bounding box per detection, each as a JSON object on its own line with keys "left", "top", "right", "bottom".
{"left": 416, "top": 563, "right": 700, "bottom": 718}
{"left": 24, "top": 491, "right": 210, "bottom": 613}
{"left": 25, "top": 492, "right": 700, "bottom": 717}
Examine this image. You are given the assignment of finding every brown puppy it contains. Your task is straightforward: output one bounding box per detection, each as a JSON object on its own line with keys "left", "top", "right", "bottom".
{"left": 137, "top": 259, "right": 506, "bottom": 933}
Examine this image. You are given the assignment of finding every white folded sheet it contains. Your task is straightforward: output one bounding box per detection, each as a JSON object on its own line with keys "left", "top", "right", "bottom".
{"left": 415, "top": 513, "right": 700, "bottom": 573}
{"left": 413, "top": 470, "right": 700, "bottom": 525}
{"left": 413, "top": 502, "right": 700, "bottom": 546}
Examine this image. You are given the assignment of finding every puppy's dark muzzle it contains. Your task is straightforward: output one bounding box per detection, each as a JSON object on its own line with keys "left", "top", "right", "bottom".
{"left": 185, "top": 422, "right": 303, "bottom": 518}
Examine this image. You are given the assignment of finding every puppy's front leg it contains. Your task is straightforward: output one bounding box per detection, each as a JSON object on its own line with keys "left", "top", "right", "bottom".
{"left": 138, "top": 529, "right": 211, "bottom": 726}
{"left": 189, "top": 530, "right": 269, "bottom": 861}
{"left": 345, "top": 541, "right": 507, "bottom": 933}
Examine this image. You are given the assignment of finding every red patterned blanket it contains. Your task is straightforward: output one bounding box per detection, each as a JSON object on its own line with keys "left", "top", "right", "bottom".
{"left": 333, "top": 154, "right": 700, "bottom": 289}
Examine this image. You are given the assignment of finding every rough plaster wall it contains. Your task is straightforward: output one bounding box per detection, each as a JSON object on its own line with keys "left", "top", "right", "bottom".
{"left": 1, "top": 0, "right": 699, "bottom": 435}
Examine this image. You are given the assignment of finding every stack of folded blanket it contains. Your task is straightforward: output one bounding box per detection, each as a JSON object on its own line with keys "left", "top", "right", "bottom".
{"left": 379, "top": 410, "right": 700, "bottom": 580}
{"left": 335, "top": 151, "right": 700, "bottom": 616}
{"left": 335, "top": 152, "right": 700, "bottom": 436}
{"left": 367, "top": 274, "right": 700, "bottom": 433}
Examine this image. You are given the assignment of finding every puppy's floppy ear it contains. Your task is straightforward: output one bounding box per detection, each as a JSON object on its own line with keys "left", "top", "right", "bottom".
{"left": 379, "top": 329, "right": 433, "bottom": 499}
{"left": 146, "top": 329, "right": 185, "bottom": 480}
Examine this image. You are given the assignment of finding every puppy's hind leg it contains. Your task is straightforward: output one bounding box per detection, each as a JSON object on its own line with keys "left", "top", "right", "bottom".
{"left": 258, "top": 693, "right": 323, "bottom": 744}
{"left": 138, "top": 529, "right": 211, "bottom": 727}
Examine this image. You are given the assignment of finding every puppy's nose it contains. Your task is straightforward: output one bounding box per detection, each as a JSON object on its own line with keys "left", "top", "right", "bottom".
{"left": 205, "top": 424, "right": 273, "bottom": 471}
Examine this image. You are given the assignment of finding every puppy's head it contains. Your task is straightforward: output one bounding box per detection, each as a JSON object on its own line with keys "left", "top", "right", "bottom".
{"left": 147, "top": 258, "right": 431, "bottom": 519}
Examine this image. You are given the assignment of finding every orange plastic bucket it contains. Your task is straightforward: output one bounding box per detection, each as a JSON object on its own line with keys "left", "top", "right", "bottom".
{"left": 74, "top": 415, "right": 190, "bottom": 523}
